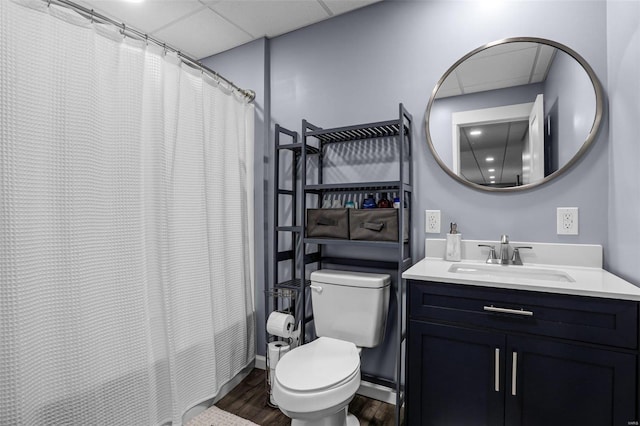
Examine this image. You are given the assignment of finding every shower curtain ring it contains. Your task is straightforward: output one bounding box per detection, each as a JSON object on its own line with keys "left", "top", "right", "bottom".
{"left": 90, "top": 9, "right": 94, "bottom": 24}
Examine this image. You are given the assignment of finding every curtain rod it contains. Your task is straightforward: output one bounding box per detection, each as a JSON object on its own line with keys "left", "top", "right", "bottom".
{"left": 44, "top": 0, "right": 256, "bottom": 103}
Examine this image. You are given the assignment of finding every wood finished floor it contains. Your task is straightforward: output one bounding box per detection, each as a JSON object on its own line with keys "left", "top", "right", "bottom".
{"left": 215, "top": 369, "right": 397, "bottom": 426}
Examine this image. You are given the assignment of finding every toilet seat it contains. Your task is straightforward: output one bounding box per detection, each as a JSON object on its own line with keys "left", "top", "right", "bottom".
{"left": 273, "top": 337, "right": 361, "bottom": 415}
{"left": 276, "top": 337, "right": 360, "bottom": 392}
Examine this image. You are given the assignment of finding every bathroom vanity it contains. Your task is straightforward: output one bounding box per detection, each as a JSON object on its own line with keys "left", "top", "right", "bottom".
{"left": 403, "top": 240, "right": 640, "bottom": 426}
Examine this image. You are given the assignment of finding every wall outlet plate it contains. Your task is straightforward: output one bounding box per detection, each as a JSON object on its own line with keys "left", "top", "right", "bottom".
{"left": 557, "top": 207, "right": 579, "bottom": 235}
{"left": 425, "top": 210, "right": 441, "bottom": 233}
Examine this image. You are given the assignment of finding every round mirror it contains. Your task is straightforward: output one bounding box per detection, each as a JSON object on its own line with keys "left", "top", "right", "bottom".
{"left": 426, "top": 37, "right": 604, "bottom": 191}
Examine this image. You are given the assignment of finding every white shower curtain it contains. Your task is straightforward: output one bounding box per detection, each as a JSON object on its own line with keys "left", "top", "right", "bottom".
{"left": 0, "top": 1, "right": 255, "bottom": 425}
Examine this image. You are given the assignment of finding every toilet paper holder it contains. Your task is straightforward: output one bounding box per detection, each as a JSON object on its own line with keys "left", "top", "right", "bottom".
{"left": 264, "top": 288, "right": 301, "bottom": 407}
{"left": 288, "top": 321, "right": 301, "bottom": 349}
{"left": 266, "top": 321, "right": 300, "bottom": 408}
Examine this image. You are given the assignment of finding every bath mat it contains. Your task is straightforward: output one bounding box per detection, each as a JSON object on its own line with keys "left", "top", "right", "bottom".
{"left": 186, "top": 406, "right": 260, "bottom": 426}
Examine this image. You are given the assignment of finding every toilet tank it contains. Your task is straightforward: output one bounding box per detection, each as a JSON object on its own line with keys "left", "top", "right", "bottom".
{"left": 310, "top": 269, "right": 390, "bottom": 348}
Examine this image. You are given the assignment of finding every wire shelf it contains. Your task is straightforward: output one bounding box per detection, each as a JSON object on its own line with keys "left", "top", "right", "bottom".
{"left": 306, "top": 120, "right": 408, "bottom": 144}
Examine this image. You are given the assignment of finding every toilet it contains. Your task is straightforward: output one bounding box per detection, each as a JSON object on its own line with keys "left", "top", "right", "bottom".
{"left": 272, "top": 269, "right": 390, "bottom": 426}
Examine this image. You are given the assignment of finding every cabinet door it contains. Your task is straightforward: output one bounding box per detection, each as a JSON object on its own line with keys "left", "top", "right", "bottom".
{"left": 505, "top": 335, "right": 637, "bottom": 426}
{"left": 407, "top": 321, "right": 505, "bottom": 426}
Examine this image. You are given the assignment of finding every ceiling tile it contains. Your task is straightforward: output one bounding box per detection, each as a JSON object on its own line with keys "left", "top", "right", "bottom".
{"left": 152, "top": 7, "right": 253, "bottom": 58}
{"left": 206, "top": 0, "right": 329, "bottom": 38}
{"left": 322, "top": 0, "right": 381, "bottom": 16}
{"left": 436, "top": 73, "right": 463, "bottom": 98}
{"left": 457, "top": 48, "right": 537, "bottom": 93}
{"left": 67, "top": 0, "right": 384, "bottom": 61}
{"left": 81, "top": 0, "right": 204, "bottom": 34}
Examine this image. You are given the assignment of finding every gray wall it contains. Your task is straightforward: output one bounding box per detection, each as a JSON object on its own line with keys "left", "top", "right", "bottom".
{"left": 544, "top": 47, "right": 597, "bottom": 166}
{"left": 201, "top": 0, "right": 640, "bottom": 378}
{"left": 607, "top": 0, "right": 640, "bottom": 284}
{"left": 270, "top": 0, "right": 608, "bottom": 255}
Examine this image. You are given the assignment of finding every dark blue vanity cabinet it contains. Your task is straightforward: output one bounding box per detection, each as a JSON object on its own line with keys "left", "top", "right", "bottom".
{"left": 406, "top": 280, "right": 639, "bottom": 426}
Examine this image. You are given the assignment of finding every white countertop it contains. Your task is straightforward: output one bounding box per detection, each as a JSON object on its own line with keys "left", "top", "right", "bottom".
{"left": 403, "top": 257, "right": 640, "bottom": 301}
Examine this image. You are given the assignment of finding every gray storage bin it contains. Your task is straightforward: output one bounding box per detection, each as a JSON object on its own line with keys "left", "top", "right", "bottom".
{"left": 306, "top": 208, "right": 349, "bottom": 239}
{"left": 349, "top": 209, "right": 409, "bottom": 242}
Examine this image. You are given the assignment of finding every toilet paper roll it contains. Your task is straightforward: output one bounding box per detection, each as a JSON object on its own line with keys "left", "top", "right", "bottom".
{"left": 267, "top": 341, "right": 291, "bottom": 369}
{"left": 266, "top": 312, "right": 295, "bottom": 338}
{"left": 268, "top": 341, "right": 290, "bottom": 408}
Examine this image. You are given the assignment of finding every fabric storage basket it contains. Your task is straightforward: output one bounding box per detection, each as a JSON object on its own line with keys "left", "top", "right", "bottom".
{"left": 306, "top": 208, "right": 349, "bottom": 239}
{"left": 349, "top": 209, "right": 407, "bottom": 242}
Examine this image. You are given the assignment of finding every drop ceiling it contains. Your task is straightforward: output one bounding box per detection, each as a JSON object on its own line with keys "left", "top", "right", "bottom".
{"left": 436, "top": 43, "right": 556, "bottom": 98}
{"left": 72, "top": 0, "right": 383, "bottom": 60}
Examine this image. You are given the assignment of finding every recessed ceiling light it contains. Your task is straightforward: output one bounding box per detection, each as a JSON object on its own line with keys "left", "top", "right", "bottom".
{"left": 489, "top": 175, "right": 495, "bottom": 179}
{"left": 486, "top": 157, "right": 494, "bottom": 162}
{"left": 490, "top": 180, "right": 496, "bottom": 184}
{"left": 469, "top": 130, "right": 482, "bottom": 136}
{"left": 488, "top": 168, "right": 495, "bottom": 172}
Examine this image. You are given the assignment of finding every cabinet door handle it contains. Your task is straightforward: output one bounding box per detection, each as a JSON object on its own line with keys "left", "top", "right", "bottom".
{"left": 511, "top": 352, "right": 518, "bottom": 396}
{"left": 484, "top": 305, "right": 534, "bottom": 317}
{"left": 494, "top": 348, "right": 500, "bottom": 392}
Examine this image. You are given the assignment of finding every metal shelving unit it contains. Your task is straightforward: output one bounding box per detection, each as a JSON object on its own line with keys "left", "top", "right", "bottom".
{"left": 265, "top": 125, "right": 319, "bottom": 404}
{"left": 269, "top": 124, "right": 319, "bottom": 331}
{"left": 300, "top": 104, "right": 413, "bottom": 425}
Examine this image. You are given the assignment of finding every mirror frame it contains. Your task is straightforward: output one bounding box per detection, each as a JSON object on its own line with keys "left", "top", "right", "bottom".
{"left": 425, "top": 37, "right": 605, "bottom": 192}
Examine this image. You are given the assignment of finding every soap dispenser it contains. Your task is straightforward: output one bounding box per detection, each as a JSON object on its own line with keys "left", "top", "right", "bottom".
{"left": 445, "top": 222, "right": 462, "bottom": 262}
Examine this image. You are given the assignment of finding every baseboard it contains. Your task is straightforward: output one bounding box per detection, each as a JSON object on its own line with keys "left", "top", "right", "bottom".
{"left": 255, "top": 354, "right": 267, "bottom": 370}
{"left": 357, "top": 380, "right": 396, "bottom": 405}
{"left": 254, "top": 354, "right": 395, "bottom": 405}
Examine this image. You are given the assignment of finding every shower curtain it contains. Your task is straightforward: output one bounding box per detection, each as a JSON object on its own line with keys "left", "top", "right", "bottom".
{"left": 0, "top": 1, "right": 255, "bottom": 425}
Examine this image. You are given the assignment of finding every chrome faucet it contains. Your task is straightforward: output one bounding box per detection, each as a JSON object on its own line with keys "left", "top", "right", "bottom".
{"left": 499, "top": 234, "right": 510, "bottom": 263}
{"left": 511, "top": 247, "right": 532, "bottom": 265}
{"left": 478, "top": 235, "right": 532, "bottom": 265}
{"left": 478, "top": 243, "right": 498, "bottom": 263}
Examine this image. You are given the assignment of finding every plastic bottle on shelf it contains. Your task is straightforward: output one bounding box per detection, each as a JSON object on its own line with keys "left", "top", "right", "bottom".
{"left": 393, "top": 197, "right": 401, "bottom": 209}
{"left": 377, "top": 193, "right": 392, "bottom": 208}
{"left": 362, "top": 194, "right": 377, "bottom": 209}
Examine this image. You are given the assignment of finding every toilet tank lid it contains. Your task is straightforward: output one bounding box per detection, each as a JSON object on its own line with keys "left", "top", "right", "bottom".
{"left": 310, "top": 269, "right": 391, "bottom": 289}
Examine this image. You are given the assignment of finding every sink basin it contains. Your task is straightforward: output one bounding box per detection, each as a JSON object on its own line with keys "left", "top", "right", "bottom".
{"left": 448, "top": 263, "right": 575, "bottom": 283}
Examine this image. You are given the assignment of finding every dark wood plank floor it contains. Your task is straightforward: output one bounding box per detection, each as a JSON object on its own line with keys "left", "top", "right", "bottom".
{"left": 215, "top": 369, "right": 397, "bottom": 425}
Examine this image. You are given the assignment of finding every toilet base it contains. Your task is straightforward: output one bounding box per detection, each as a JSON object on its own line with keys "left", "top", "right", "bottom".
{"left": 291, "top": 407, "right": 359, "bottom": 426}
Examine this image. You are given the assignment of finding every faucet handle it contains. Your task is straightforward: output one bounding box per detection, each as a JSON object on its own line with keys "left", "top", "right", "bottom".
{"left": 511, "top": 246, "right": 533, "bottom": 265}
{"left": 478, "top": 244, "right": 497, "bottom": 261}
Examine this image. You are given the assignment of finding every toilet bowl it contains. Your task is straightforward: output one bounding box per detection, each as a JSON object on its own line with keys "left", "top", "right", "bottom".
{"left": 272, "top": 337, "right": 361, "bottom": 426}
{"left": 272, "top": 270, "right": 390, "bottom": 426}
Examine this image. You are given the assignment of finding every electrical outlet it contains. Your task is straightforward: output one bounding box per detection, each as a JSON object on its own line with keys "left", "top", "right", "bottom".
{"left": 425, "top": 210, "right": 441, "bottom": 233}
{"left": 557, "top": 207, "right": 579, "bottom": 235}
